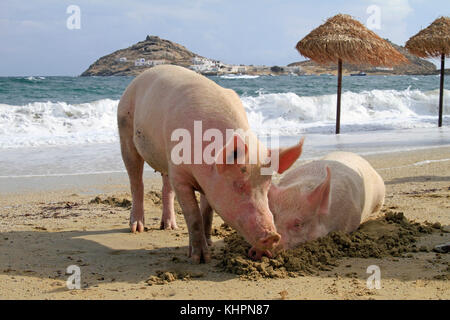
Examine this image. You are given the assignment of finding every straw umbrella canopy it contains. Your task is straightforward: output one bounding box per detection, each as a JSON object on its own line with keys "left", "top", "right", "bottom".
{"left": 406, "top": 17, "right": 450, "bottom": 127}
{"left": 296, "top": 14, "right": 408, "bottom": 133}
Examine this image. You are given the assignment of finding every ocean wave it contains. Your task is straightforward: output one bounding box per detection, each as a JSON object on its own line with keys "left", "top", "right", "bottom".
{"left": 24, "top": 76, "right": 46, "bottom": 81}
{"left": 243, "top": 88, "right": 449, "bottom": 135}
{"left": 0, "top": 89, "right": 448, "bottom": 148}
{"left": 0, "top": 99, "right": 118, "bottom": 148}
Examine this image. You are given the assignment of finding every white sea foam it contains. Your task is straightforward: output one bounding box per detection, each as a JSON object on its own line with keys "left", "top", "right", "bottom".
{"left": 0, "top": 99, "right": 118, "bottom": 148}
{"left": 24, "top": 76, "right": 45, "bottom": 81}
{"left": 0, "top": 89, "right": 448, "bottom": 148}
{"left": 378, "top": 157, "right": 450, "bottom": 171}
{"left": 0, "top": 169, "right": 127, "bottom": 179}
{"left": 220, "top": 75, "right": 260, "bottom": 79}
{"left": 413, "top": 158, "right": 450, "bottom": 166}
{"left": 242, "top": 88, "right": 449, "bottom": 135}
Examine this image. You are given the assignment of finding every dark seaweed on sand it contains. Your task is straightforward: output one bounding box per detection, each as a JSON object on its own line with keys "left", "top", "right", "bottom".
{"left": 89, "top": 196, "right": 132, "bottom": 208}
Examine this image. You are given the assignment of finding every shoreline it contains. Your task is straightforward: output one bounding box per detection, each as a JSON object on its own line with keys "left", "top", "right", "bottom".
{"left": 0, "top": 146, "right": 449, "bottom": 195}
{"left": 1, "top": 123, "right": 449, "bottom": 194}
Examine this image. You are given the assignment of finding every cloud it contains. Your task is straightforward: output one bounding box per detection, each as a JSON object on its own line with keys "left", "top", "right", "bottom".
{"left": 19, "top": 20, "right": 46, "bottom": 29}
{"left": 124, "top": 0, "right": 218, "bottom": 24}
{"left": 364, "top": 0, "right": 413, "bottom": 44}
{"left": 369, "top": 0, "right": 413, "bottom": 21}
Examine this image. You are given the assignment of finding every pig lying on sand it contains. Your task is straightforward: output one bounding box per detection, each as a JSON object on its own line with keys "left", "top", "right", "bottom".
{"left": 117, "top": 65, "right": 303, "bottom": 263}
{"left": 249, "top": 149, "right": 385, "bottom": 259}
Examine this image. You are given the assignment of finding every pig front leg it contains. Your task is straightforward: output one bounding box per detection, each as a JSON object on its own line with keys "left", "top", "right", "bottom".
{"left": 172, "top": 181, "right": 211, "bottom": 264}
{"left": 200, "top": 194, "right": 213, "bottom": 246}
{"left": 160, "top": 174, "right": 178, "bottom": 230}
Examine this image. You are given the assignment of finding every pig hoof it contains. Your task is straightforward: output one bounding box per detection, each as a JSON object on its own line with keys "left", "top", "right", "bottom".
{"left": 188, "top": 245, "right": 211, "bottom": 264}
{"left": 160, "top": 220, "right": 178, "bottom": 230}
{"left": 248, "top": 247, "right": 272, "bottom": 261}
{"left": 130, "top": 218, "right": 145, "bottom": 233}
{"left": 191, "top": 252, "right": 211, "bottom": 264}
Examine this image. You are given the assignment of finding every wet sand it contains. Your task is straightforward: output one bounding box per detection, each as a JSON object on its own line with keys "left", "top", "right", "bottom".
{"left": 0, "top": 147, "right": 449, "bottom": 299}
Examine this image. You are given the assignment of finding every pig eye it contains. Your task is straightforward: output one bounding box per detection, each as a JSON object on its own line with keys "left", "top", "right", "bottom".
{"left": 227, "top": 149, "right": 239, "bottom": 164}
{"left": 289, "top": 219, "right": 303, "bottom": 230}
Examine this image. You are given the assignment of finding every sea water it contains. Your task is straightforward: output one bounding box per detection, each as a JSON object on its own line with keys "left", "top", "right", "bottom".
{"left": 0, "top": 74, "right": 449, "bottom": 178}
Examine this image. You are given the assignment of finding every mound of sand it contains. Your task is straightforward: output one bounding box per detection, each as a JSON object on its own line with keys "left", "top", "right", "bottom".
{"left": 216, "top": 211, "right": 447, "bottom": 280}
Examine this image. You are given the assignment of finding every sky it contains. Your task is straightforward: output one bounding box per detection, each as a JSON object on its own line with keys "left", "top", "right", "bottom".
{"left": 0, "top": 0, "right": 449, "bottom": 76}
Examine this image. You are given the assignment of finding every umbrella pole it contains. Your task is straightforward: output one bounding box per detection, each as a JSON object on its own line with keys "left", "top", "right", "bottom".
{"left": 439, "top": 54, "right": 445, "bottom": 127}
{"left": 336, "top": 59, "right": 342, "bottom": 134}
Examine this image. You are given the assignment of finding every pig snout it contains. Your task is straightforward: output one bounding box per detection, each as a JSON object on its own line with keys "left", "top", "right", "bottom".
{"left": 247, "top": 233, "right": 281, "bottom": 260}
{"left": 234, "top": 208, "right": 281, "bottom": 251}
{"left": 255, "top": 231, "right": 281, "bottom": 250}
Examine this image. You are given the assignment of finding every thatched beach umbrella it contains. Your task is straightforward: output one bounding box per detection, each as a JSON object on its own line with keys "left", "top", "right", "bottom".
{"left": 296, "top": 14, "right": 408, "bottom": 133}
{"left": 406, "top": 17, "right": 450, "bottom": 127}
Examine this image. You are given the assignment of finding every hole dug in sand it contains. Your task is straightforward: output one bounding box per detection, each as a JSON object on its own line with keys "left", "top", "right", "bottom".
{"left": 216, "top": 211, "right": 448, "bottom": 280}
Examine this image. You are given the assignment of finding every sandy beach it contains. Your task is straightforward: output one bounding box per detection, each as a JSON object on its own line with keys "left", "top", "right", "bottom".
{"left": 0, "top": 147, "right": 448, "bottom": 300}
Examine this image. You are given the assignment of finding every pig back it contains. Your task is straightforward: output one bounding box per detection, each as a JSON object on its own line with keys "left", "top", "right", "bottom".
{"left": 278, "top": 159, "right": 366, "bottom": 232}
{"left": 322, "top": 152, "right": 385, "bottom": 222}
{"left": 129, "top": 65, "right": 250, "bottom": 173}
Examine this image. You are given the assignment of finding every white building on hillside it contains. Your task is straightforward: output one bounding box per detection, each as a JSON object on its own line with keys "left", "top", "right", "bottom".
{"left": 375, "top": 67, "right": 394, "bottom": 71}
{"left": 189, "top": 57, "right": 219, "bottom": 73}
{"left": 135, "top": 58, "right": 146, "bottom": 66}
{"left": 285, "top": 66, "right": 302, "bottom": 74}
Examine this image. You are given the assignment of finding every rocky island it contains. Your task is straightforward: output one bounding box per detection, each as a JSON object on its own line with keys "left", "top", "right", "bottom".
{"left": 289, "top": 41, "right": 437, "bottom": 76}
{"left": 81, "top": 35, "right": 199, "bottom": 76}
{"left": 81, "top": 35, "right": 437, "bottom": 77}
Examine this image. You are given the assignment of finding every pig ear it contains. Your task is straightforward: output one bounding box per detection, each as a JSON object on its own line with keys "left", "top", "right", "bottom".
{"left": 215, "top": 134, "right": 248, "bottom": 174}
{"left": 271, "top": 137, "right": 304, "bottom": 174}
{"left": 307, "top": 166, "right": 331, "bottom": 216}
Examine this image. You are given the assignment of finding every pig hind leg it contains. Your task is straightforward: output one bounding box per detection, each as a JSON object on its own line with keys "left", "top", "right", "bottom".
{"left": 160, "top": 174, "right": 178, "bottom": 230}
{"left": 118, "top": 105, "right": 145, "bottom": 233}
{"left": 200, "top": 194, "right": 213, "bottom": 246}
{"left": 120, "top": 142, "right": 145, "bottom": 233}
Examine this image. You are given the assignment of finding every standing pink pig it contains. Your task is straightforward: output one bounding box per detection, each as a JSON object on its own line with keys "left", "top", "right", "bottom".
{"left": 250, "top": 150, "right": 385, "bottom": 259}
{"left": 117, "top": 65, "right": 303, "bottom": 263}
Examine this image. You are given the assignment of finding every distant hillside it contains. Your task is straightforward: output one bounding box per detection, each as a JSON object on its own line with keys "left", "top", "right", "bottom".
{"left": 433, "top": 69, "right": 450, "bottom": 75}
{"left": 288, "top": 41, "right": 436, "bottom": 75}
{"left": 82, "top": 36, "right": 438, "bottom": 77}
{"left": 81, "top": 35, "right": 202, "bottom": 76}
